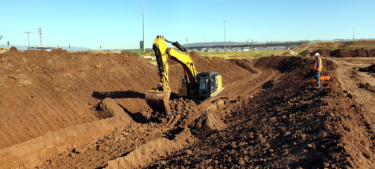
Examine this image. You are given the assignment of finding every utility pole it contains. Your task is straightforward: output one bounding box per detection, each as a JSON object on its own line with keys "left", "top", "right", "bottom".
{"left": 203, "top": 35, "right": 206, "bottom": 48}
{"left": 224, "top": 21, "right": 226, "bottom": 51}
{"left": 37, "top": 28, "right": 43, "bottom": 47}
{"left": 186, "top": 37, "right": 188, "bottom": 50}
{"left": 0, "top": 35, "right": 3, "bottom": 49}
{"left": 24, "top": 32, "right": 32, "bottom": 48}
{"left": 252, "top": 39, "right": 254, "bottom": 50}
{"left": 353, "top": 26, "right": 355, "bottom": 41}
{"left": 143, "top": 0, "right": 145, "bottom": 52}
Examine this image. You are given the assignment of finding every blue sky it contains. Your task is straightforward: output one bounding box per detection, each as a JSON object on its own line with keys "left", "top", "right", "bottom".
{"left": 1, "top": 0, "right": 374, "bottom": 50}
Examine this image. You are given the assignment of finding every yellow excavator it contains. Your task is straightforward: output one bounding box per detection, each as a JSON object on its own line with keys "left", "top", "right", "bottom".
{"left": 145, "top": 36, "right": 224, "bottom": 115}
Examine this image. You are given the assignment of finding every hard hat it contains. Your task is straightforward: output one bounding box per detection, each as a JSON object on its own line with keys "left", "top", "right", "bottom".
{"left": 314, "top": 53, "right": 320, "bottom": 57}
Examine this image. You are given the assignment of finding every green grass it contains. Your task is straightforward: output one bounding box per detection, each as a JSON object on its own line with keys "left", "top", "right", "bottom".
{"left": 196, "top": 50, "right": 288, "bottom": 58}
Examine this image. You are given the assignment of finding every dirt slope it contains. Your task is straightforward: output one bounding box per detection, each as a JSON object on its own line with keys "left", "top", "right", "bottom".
{"left": 147, "top": 56, "right": 375, "bottom": 169}
{"left": 0, "top": 48, "right": 160, "bottom": 149}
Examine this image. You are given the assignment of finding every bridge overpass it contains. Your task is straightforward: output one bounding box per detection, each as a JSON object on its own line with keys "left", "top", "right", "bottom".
{"left": 183, "top": 40, "right": 310, "bottom": 50}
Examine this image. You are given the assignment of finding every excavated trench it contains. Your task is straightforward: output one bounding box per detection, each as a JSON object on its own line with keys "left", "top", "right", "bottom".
{"left": 1, "top": 48, "right": 375, "bottom": 168}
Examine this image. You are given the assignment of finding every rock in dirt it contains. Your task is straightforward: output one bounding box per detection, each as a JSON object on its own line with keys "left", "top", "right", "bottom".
{"left": 190, "top": 113, "right": 227, "bottom": 139}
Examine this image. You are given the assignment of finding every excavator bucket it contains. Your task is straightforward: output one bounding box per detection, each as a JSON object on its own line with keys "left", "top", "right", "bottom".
{"left": 145, "top": 89, "right": 171, "bottom": 115}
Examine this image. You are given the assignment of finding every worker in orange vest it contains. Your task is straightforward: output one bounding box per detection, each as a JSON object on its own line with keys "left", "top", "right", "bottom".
{"left": 313, "top": 53, "right": 323, "bottom": 89}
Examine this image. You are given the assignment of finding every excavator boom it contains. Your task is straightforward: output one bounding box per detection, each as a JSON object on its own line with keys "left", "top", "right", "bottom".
{"left": 145, "top": 36, "right": 172, "bottom": 115}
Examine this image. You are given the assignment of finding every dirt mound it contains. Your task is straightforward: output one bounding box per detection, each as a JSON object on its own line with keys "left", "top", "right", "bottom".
{"left": 254, "top": 56, "right": 336, "bottom": 76}
{"left": 311, "top": 49, "right": 375, "bottom": 58}
{"left": 368, "top": 49, "right": 375, "bottom": 57}
{"left": 311, "top": 49, "right": 331, "bottom": 57}
{"left": 300, "top": 49, "right": 313, "bottom": 57}
{"left": 282, "top": 50, "right": 299, "bottom": 56}
{"left": 354, "top": 48, "right": 369, "bottom": 57}
{"left": 8, "top": 47, "right": 18, "bottom": 52}
{"left": 0, "top": 50, "right": 159, "bottom": 149}
{"left": 331, "top": 49, "right": 356, "bottom": 57}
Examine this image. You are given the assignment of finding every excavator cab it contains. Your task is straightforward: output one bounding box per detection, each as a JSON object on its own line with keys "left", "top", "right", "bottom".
{"left": 196, "top": 72, "right": 223, "bottom": 98}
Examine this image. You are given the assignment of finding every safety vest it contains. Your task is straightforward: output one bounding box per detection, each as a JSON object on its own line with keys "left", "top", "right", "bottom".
{"left": 313, "top": 58, "right": 322, "bottom": 71}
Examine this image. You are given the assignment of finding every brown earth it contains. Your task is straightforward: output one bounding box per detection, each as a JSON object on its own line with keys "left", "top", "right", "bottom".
{"left": 310, "top": 48, "right": 375, "bottom": 58}
{"left": 331, "top": 49, "right": 356, "bottom": 58}
{"left": 1, "top": 48, "right": 375, "bottom": 168}
{"left": 310, "top": 49, "right": 331, "bottom": 57}
{"left": 147, "top": 56, "right": 375, "bottom": 169}
{"left": 354, "top": 48, "right": 369, "bottom": 57}
{"left": 300, "top": 49, "right": 313, "bottom": 57}
{"left": 0, "top": 48, "right": 160, "bottom": 149}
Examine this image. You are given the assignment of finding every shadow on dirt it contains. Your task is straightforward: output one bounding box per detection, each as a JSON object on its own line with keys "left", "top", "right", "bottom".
{"left": 117, "top": 104, "right": 149, "bottom": 124}
{"left": 92, "top": 91, "right": 146, "bottom": 100}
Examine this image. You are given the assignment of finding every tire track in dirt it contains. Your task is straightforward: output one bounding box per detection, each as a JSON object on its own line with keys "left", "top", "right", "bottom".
{"left": 33, "top": 58, "right": 272, "bottom": 168}
{"left": 325, "top": 57, "right": 375, "bottom": 114}
{"left": 145, "top": 56, "right": 375, "bottom": 168}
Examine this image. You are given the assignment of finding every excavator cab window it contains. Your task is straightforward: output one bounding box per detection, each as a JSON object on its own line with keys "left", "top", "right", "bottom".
{"left": 199, "top": 78, "right": 208, "bottom": 91}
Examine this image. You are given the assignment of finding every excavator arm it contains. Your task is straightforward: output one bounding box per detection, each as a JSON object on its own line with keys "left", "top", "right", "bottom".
{"left": 145, "top": 36, "right": 198, "bottom": 115}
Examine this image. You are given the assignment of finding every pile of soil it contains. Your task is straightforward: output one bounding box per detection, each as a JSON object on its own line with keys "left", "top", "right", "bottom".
{"left": 314, "top": 48, "right": 375, "bottom": 58}
{"left": 300, "top": 49, "right": 313, "bottom": 57}
{"left": 331, "top": 49, "right": 356, "bottom": 58}
{"left": 282, "top": 50, "right": 299, "bottom": 56}
{"left": 369, "top": 49, "right": 375, "bottom": 57}
{"left": 354, "top": 48, "right": 369, "bottom": 57}
{"left": 311, "top": 49, "right": 331, "bottom": 57}
{"left": 0, "top": 48, "right": 160, "bottom": 149}
{"left": 148, "top": 56, "right": 375, "bottom": 168}
{"left": 8, "top": 47, "right": 18, "bottom": 52}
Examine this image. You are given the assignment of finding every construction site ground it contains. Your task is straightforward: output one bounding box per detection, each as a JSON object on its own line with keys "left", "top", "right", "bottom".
{"left": 1, "top": 47, "right": 375, "bottom": 168}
